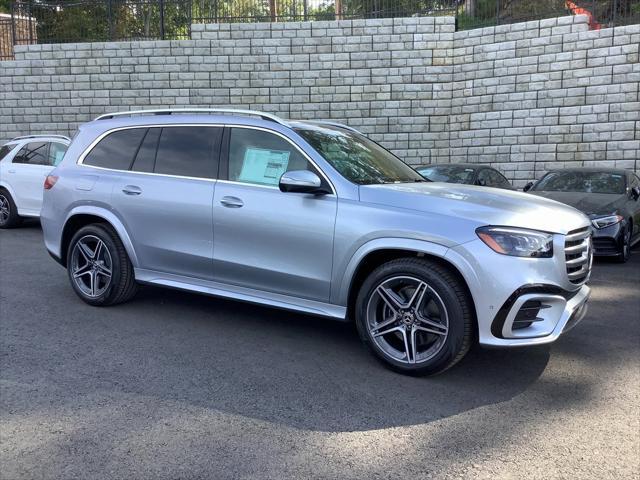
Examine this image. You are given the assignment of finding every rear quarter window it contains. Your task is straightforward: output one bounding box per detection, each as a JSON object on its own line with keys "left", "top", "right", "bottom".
{"left": 83, "top": 129, "right": 147, "bottom": 170}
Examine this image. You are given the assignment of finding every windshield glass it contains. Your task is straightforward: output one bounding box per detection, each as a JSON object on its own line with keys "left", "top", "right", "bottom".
{"left": 533, "top": 171, "right": 626, "bottom": 194}
{"left": 294, "top": 126, "right": 425, "bottom": 185}
{"left": 418, "top": 165, "right": 475, "bottom": 184}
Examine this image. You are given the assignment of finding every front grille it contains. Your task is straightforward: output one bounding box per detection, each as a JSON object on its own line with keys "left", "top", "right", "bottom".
{"left": 592, "top": 237, "right": 618, "bottom": 255}
{"left": 564, "top": 227, "right": 592, "bottom": 285}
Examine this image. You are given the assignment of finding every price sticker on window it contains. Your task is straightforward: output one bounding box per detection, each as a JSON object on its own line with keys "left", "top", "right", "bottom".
{"left": 238, "top": 147, "right": 290, "bottom": 186}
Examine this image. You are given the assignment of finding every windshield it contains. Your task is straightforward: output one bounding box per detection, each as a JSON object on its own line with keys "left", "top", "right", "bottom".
{"left": 418, "top": 165, "right": 475, "bottom": 184}
{"left": 533, "top": 171, "right": 626, "bottom": 194}
{"left": 294, "top": 126, "right": 425, "bottom": 185}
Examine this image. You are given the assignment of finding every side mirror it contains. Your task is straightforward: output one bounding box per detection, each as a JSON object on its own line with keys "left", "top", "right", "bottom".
{"left": 523, "top": 181, "right": 534, "bottom": 192}
{"left": 279, "top": 170, "right": 328, "bottom": 195}
{"left": 632, "top": 186, "right": 640, "bottom": 201}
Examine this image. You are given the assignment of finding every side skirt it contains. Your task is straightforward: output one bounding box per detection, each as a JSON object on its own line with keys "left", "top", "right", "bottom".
{"left": 134, "top": 268, "right": 348, "bottom": 320}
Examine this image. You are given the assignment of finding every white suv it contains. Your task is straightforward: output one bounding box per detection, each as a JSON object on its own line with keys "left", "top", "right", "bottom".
{"left": 0, "top": 135, "right": 70, "bottom": 228}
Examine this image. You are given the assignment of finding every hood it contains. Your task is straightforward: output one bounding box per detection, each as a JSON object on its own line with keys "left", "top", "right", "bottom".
{"left": 359, "top": 182, "right": 590, "bottom": 235}
{"left": 528, "top": 191, "right": 625, "bottom": 217}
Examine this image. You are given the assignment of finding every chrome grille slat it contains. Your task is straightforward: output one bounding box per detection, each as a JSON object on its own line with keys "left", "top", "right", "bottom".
{"left": 564, "top": 227, "right": 592, "bottom": 285}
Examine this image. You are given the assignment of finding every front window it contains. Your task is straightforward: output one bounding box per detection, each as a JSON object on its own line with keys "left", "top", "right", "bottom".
{"left": 294, "top": 126, "right": 424, "bottom": 185}
{"left": 532, "top": 171, "right": 626, "bottom": 194}
{"left": 418, "top": 165, "right": 475, "bottom": 184}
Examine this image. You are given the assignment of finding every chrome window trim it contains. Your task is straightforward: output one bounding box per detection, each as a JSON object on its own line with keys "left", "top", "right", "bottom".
{"left": 76, "top": 123, "right": 336, "bottom": 194}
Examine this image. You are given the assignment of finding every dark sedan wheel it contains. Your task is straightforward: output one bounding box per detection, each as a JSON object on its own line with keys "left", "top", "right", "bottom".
{"left": 355, "top": 258, "right": 473, "bottom": 376}
{"left": 616, "top": 226, "right": 632, "bottom": 263}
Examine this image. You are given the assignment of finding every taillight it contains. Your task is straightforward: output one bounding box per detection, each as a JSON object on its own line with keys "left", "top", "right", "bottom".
{"left": 44, "top": 175, "right": 58, "bottom": 190}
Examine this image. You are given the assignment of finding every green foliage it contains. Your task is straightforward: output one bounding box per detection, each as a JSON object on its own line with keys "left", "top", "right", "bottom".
{"left": 0, "top": 0, "right": 11, "bottom": 14}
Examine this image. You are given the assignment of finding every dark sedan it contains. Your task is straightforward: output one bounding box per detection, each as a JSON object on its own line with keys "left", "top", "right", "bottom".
{"left": 525, "top": 168, "right": 640, "bottom": 262}
{"left": 416, "top": 163, "right": 514, "bottom": 189}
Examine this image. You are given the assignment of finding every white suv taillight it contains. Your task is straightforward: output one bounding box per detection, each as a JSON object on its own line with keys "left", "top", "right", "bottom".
{"left": 44, "top": 175, "right": 58, "bottom": 190}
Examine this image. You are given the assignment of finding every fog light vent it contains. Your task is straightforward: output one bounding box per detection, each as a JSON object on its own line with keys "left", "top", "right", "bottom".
{"left": 512, "top": 300, "right": 551, "bottom": 330}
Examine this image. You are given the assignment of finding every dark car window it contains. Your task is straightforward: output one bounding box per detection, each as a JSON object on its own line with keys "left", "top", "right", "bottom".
{"left": 154, "top": 127, "right": 220, "bottom": 179}
{"left": 488, "top": 169, "right": 511, "bottom": 189}
{"left": 419, "top": 165, "right": 475, "bottom": 184}
{"left": 84, "top": 129, "right": 146, "bottom": 170}
{"left": 0, "top": 144, "right": 17, "bottom": 161}
{"left": 131, "top": 128, "right": 160, "bottom": 173}
{"left": 476, "top": 169, "right": 491, "bottom": 186}
{"left": 295, "top": 125, "right": 424, "bottom": 185}
{"left": 13, "top": 142, "right": 49, "bottom": 166}
{"left": 533, "top": 171, "right": 626, "bottom": 194}
{"left": 48, "top": 142, "right": 68, "bottom": 166}
{"left": 228, "top": 128, "right": 313, "bottom": 187}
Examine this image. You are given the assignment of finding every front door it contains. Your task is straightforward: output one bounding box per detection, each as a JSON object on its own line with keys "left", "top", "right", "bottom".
{"left": 212, "top": 126, "right": 337, "bottom": 302}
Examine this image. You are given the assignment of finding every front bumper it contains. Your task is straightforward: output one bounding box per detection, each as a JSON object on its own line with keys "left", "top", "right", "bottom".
{"left": 445, "top": 236, "right": 591, "bottom": 348}
{"left": 591, "top": 223, "right": 623, "bottom": 256}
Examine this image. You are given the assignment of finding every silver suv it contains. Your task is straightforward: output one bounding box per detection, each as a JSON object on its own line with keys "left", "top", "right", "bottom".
{"left": 41, "top": 109, "right": 592, "bottom": 375}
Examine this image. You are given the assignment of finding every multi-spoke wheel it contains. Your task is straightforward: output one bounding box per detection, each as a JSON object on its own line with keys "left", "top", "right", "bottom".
{"left": 616, "top": 226, "right": 632, "bottom": 263}
{"left": 0, "top": 189, "right": 22, "bottom": 229}
{"left": 356, "top": 258, "right": 473, "bottom": 376}
{"left": 67, "top": 223, "right": 138, "bottom": 306}
{"left": 70, "top": 235, "right": 113, "bottom": 298}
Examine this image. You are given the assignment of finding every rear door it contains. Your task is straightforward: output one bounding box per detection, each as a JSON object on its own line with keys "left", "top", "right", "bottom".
{"left": 87, "top": 125, "right": 222, "bottom": 280}
{"left": 8, "top": 141, "right": 52, "bottom": 214}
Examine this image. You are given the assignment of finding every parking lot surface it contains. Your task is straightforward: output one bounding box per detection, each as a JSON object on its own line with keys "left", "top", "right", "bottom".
{"left": 1, "top": 222, "right": 639, "bottom": 479}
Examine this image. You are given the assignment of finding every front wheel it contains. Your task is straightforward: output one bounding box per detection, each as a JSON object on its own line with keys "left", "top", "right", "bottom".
{"left": 355, "top": 258, "right": 473, "bottom": 376}
{"left": 616, "top": 226, "right": 632, "bottom": 263}
{"left": 67, "top": 223, "right": 138, "bottom": 306}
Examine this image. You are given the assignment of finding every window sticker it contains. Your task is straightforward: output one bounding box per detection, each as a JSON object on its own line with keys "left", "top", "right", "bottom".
{"left": 238, "top": 147, "right": 290, "bottom": 186}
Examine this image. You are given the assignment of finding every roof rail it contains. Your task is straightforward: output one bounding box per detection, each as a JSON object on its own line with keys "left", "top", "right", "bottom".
{"left": 304, "top": 120, "right": 363, "bottom": 135}
{"left": 12, "top": 134, "right": 71, "bottom": 142}
{"left": 94, "top": 108, "right": 289, "bottom": 126}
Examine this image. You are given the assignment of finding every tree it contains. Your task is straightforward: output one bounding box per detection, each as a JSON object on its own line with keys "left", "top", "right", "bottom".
{"left": 0, "top": 0, "right": 10, "bottom": 14}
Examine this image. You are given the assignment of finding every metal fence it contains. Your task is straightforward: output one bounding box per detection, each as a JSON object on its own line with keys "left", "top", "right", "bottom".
{"left": 0, "top": 0, "right": 639, "bottom": 58}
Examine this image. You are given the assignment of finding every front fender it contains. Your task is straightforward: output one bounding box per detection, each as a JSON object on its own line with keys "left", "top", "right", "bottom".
{"left": 333, "top": 237, "right": 450, "bottom": 306}
{"left": 62, "top": 206, "right": 139, "bottom": 267}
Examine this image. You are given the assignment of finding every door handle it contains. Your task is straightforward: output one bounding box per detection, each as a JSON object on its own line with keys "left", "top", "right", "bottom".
{"left": 8, "top": 169, "right": 16, "bottom": 174}
{"left": 220, "top": 196, "right": 244, "bottom": 208}
{"left": 122, "top": 185, "right": 142, "bottom": 195}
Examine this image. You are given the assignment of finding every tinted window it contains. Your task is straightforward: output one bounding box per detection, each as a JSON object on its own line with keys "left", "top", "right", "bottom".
{"left": 84, "top": 129, "right": 146, "bottom": 170}
{"left": 295, "top": 126, "right": 424, "bottom": 185}
{"left": 476, "top": 169, "right": 491, "bottom": 186}
{"left": 131, "top": 128, "right": 160, "bottom": 173}
{"left": 0, "top": 144, "right": 16, "bottom": 161}
{"left": 533, "top": 171, "right": 626, "bottom": 194}
{"left": 490, "top": 170, "right": 511, "bottom": 188}
{"left": 13, "top": 142, "right": 49, "bottom": 165}
{"left": 48, "top": 142, "right": 68, "bottom": 166}
{"left": 418, "top": 165, "right": 475, "bottom": 184}
{"left": 228, "top": 128, "right": 312, "bottom": 187}
{"left": 154, "top": 127, "right": 218, "bottom": 179}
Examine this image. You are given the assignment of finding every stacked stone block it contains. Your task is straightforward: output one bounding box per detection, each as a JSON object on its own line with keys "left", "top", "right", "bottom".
{"left": 0, "top": 15, "right": 638, "bottom": 185}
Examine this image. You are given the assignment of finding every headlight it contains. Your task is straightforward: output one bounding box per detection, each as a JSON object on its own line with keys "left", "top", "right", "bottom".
{"left": 476, "top": 226, "right": 554, "bottom": 258}
{"left": 591, "top": 214, "right": 623, "bottom": 229}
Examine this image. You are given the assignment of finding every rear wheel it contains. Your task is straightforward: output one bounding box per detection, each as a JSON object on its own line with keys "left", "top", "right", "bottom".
{"left": 67, "top": 223, "right": 138, "bottom": 306}
{"left": 0, "top": 189, "right": 22, "bottom": 229}
{"left": 355, "top": 257, "right": 473, "bottom": 376}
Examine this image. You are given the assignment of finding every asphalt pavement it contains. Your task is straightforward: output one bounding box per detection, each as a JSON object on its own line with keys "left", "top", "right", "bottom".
{"left": 1, "top": 221, "right": 639, "bottom": 479}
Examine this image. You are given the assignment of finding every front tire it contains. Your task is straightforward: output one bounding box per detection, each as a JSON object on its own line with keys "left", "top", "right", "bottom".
{"left": 616, "top": 226, "right": 632, "bottom": 263}
{"left": 355, "top": 258, "right": 473, "bottom": 376}
{"left": 0, "top": 189, "right": 23, "bottom": 229}
{"left": 67, "top": 223, "right": 138, "bottom": 306}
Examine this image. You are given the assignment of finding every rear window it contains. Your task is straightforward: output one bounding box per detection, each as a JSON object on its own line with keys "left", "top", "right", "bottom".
{"left": 0, "top": 144, "right": 17, "bottom": 161}
{"left": 13, "top": 142, "right": 49, "bottom": 166}
{"left": 154, "top": 127, "right": 219, "bottom": 179}
{"left": 83, "top": 129, "right": 146, "bottom": 170}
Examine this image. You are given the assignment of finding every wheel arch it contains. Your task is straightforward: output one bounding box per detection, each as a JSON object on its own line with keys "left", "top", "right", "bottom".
{"left": 60, "top": 207, "right": 138, "bottom": 268}
{"left": 339, "top": 239, "right": 477, "bottom": 328}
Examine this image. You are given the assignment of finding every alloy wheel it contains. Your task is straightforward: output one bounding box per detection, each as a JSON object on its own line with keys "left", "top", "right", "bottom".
{"left": 366, "top": 275, "right": 449, "bottom": 365}
{"left": 70, "top": 235, "right": 113, "bottom": 298}
{"left": 0, "top": 194, "right": 9, "bottom": 224}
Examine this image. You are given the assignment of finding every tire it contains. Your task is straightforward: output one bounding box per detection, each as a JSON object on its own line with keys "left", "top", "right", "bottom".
{"left": 616, "top": 225, "right": 632, "bottom": 263}
{"left": 0, "top": 189, "right": 23, "bottom": 229}
{"left": 66, "top": 223, "right": 138, "bottom": 306}
{"left": 355, "top": 257, "right": 473, "bottom": 376}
